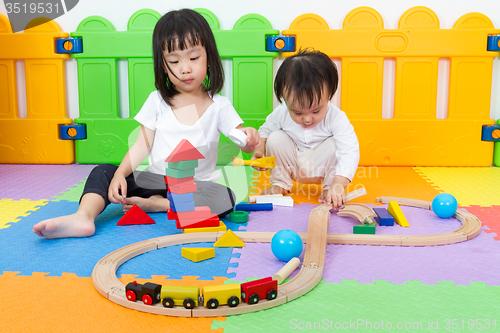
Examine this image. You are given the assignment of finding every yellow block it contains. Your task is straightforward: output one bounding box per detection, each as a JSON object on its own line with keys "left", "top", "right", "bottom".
{"left": 183, "top": 221, "right": 226, "bottom": 233}
{"left": 387, "top": 201, "right": 410, "bottom": 227}
{"left": 213, "top": 229, "right": 245, "bottom": 248}
{"left": 281, "top": 7, "right": 499, "bottom": 166}
{"left": 181, "top": 248, "right": 215, "bottom": 263}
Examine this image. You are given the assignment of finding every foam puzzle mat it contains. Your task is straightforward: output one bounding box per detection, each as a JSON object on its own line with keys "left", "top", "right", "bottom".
{"left": 1, "top": 164, "right": 499, "bottom": 332}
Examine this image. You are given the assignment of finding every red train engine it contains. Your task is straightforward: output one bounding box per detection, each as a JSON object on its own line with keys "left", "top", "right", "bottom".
{"left": 240, "top": 277, "right": 278, "bottom": 304}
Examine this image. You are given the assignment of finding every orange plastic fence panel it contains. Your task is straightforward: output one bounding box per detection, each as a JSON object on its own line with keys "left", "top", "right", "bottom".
{"left": 0, "top": 14, "right": 73, "bottom": 164}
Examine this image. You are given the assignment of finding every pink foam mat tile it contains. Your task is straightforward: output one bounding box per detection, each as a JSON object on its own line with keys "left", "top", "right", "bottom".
{"left": 0, "top": 164, "right": 97, "bottom": 200}
{"left": 229, "top": 204, "right": 500, "bottom": 285}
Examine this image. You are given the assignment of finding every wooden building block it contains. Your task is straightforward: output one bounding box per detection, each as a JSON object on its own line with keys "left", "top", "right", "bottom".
{"left": 165, "top": 167, "right": 195, "bottom": 179}
{"left": 214, "top": 229, "right": 246, "bottom": 247}
{"left": 168, "top": 183, "right": 198, "bottom": 194}
{"left": 353, "top": 222, "right": 376, "bottom": 234}
{"left": 177, "top": 215, "right": 220, "bottom": 229}
{"left": 183, "top": 220, "right": 226, "bottom": 233}
{"left": 373, "top": 208, "right": 395, "bottom": 226}
{"left": 168, "top": 160, "right": 198, "bottom": 170}
{"left": 256, "top": 196, "right": 293, "bottom": 207}
{"left": 167, "top": 191, "right": 193, "bottom": 204}
{"left": 168, "top": 206, "right": 212, "bottom": 220}
{"left": 165, "top": 176, "right": 194, "bottom": 187}
{"left": 165, "top": 139, "right": 205, "bottom": 162}
{"left": 117, "top": 205, "right": 155, "bottom": 225}
{"left": 181, "top": 247, "right": 215, "bottom": 262}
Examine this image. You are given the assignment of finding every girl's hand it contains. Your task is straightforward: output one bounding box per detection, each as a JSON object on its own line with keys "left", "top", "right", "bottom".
{"left": 251, "top": 150, "right": 268, "bottom": 171}
{"left": 108, "top": 173, "right": 127, "bottom": 204}
{"left": 239, "top": 127, "right": 261, "bottom": 149}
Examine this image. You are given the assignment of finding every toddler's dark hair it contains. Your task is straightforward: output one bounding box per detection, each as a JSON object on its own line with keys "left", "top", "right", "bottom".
{"left": 153, "top": 9, "right": 224, "bottom": 105}
{"left": 275, "top": 48, "right": 338, "bottom": 108}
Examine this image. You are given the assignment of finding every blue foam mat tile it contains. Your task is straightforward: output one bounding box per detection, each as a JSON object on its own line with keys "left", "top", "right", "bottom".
{"left": 117, "top": 242, "right": 238, "bottom": 280}
{"left": 0, "top": 201, "right": 235, "bottom": 279}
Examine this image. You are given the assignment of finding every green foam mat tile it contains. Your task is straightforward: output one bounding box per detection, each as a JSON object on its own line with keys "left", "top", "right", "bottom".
{"left": 212, "top": 279, "right": 500, "bottom": 332}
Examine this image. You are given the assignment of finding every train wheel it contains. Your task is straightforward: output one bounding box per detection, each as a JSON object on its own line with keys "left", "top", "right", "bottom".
{"left": 241, "top": 291, "right": 246, "bottom": 301}
{"left": 126, "top": 290, "right": 137, "bottom": 302}
{"left": 162, "top": 297, "right": 174, "bottom": 308}
{"left": 228, "top": 296, "right": 239, "bottom": 307}
{"left": 206, "top": 298, "right": 219, "bottom": 309}
{"left": 248, "top": 293, "right": 260, "bottom": 305}
{"left": 267, "top": 289, "right": 278, "bottom": 300}
{"left": 142, "top": 294, "right": 153, "bottom": 305}
{"left": 183, "top": 298, "right": 196, "bottom": 309}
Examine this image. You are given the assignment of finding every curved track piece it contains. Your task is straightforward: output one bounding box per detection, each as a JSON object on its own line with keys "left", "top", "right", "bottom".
{"left": 92, "top": 198, "right": 482, "bottom": 317}
{"left": 338, "top": 203, "right": 377, "bottom": 223}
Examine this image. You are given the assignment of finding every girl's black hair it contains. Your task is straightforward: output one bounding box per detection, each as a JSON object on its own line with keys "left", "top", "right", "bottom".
{"left": 274, "top": 48, "right": 338, "bottom": 108}
{"left": 153, "top": 9, "right": 224, "bottom": 105}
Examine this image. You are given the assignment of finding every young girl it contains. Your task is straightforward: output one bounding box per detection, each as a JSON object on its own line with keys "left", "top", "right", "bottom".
{"left": 33, "top": 9, "right": 260, "bottom": 239}
{"left": 253, "top": 49, "right": 359, "bottom": 209}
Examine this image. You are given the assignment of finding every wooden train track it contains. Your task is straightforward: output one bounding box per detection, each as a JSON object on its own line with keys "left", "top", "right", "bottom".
{"left": 92, "top": 197, "right": 482, "bottom": 317}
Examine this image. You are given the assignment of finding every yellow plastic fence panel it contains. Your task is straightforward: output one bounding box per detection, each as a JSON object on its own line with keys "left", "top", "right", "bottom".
{"left": 283, "top": 7, "right": 499, "bottom": 166}
{"left": 0, "top": 15, "right": 73, "bottom": 164}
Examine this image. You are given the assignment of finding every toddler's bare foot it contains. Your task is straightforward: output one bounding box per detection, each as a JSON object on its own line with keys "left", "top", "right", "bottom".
{"left": 122, "top": 195, "right": 170, "bottom": 213}
{"left": 259, "top": 185, "right": 288, "bottom": 196}
{"left": 33, "top": 213, "right": 95, "bottom": 239}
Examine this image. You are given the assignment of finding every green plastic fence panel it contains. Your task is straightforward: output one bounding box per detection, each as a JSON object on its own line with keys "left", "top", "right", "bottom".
{"left": 495, "top": 119, "right": 500, "bottom": 166}
{"left": 71, "top": 8, "right": 278, "bottom": 165}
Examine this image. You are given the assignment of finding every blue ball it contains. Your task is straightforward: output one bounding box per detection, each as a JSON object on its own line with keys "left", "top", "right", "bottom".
{"left": 271, "top": 229, "right": 303, "bottom": 262}
{"left": 432, "top": 193, "right": 458, "bottom": 219}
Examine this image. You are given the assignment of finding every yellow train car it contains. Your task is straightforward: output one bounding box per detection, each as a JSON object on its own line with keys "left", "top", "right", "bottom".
{"left": 160, "top": 285, "right": 200, "bottom": 309}
{"left": 202, "top": 283, "right": 241, "bottom": 309}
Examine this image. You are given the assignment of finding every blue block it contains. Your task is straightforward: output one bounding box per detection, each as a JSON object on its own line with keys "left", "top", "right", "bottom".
{"left": 266, "top": 36, "right": 295, "bottom": 52}
{"left": 167, "top": 191, "right": 194, "bottom": 204}
{"left": 235, "top": 203, "right": 273, "bottom": 211}
{"left": 171, "top": 200, "right": 195, "bottom": 213}
{"left": 373, "top": 208, "right": 395, "bottom": 226}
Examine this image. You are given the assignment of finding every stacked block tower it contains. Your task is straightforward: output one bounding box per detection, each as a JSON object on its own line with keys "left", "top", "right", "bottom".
{"left": 165, "top": 139, "right": 220, "bottom": 229}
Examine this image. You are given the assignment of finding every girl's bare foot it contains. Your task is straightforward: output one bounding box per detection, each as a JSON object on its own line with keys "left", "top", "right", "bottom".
{"left": 259, "top": 185, "right": 288, "bottom": 196}
{"left": 33, "top": 213, "right": 95, "bottom": 239}
{"left": 122, "top": 195, "right": 170, "bottom": 213}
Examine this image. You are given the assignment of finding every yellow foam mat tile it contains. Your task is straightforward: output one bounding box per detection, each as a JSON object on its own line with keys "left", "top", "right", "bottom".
{"left": 414, "top": 167, "right": 500, "bottom": 206}
{"left": 0, "top": 272, "right": 224, "bottom": 332}
{"left": 249, "top": 167, "right": 441, "bottom": 205}
{"left": 0, "top": 199, "right": 48, "bottom": 229}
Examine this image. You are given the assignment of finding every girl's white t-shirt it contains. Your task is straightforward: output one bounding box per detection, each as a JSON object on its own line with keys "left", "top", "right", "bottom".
{"left": 134, "top": 91, "right": 243, "bottom": 181}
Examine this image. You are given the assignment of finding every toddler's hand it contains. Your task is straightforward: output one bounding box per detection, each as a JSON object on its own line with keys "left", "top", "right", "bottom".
{"left": 251, "top": 150, "right": 267, "bottom": 171}
{"left": 319, "top": 184, "right": 346, "bottom": 209}
{"left": 240, "top": 127, "right": 261, "bottom": 149}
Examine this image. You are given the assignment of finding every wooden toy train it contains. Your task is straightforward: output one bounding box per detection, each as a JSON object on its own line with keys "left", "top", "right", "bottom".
{"left": 125, "top": 276, "right": 278, "bottom": 309}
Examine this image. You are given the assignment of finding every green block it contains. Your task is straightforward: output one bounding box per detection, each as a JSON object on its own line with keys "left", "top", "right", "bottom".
{"left": 168, "top": 160, "right": 198, "bottom": 170}
{"left": 165, "top": 168, "right": 195, "bottom": 179}
{"left": 353, "top": 222, "right": 376, "bottom": 234}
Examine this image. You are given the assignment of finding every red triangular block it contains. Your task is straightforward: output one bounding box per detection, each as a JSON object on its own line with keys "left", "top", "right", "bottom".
{"left": 117, "top": 205, "right": 155, "bottom": 225}
{"left": 165, "top": 139, "right": 205, "bottom": 162}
